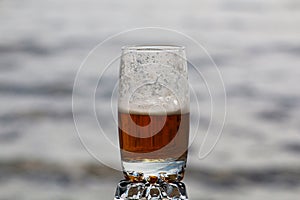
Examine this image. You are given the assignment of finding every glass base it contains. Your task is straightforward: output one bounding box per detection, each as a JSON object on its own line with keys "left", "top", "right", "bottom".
{"left": 114, "top": 180, "right": 188, "bottom": 200}
{"left": 122, "top": 160, "right": 186, "bottom": 182}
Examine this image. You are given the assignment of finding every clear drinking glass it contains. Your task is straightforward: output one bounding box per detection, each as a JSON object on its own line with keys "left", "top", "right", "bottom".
{"left": 116, "top": 45, "right": 189, "bottom": 199}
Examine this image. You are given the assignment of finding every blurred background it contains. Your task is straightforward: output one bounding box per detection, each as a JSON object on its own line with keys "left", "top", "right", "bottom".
{"left": 0, "top": 0, "right": 300, "bottom": 199}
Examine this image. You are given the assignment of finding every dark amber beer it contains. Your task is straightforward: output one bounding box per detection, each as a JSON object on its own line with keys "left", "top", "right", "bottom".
{"left": 118, "top": 111, "right": 189, "bottom": 162}
{"left": 118, "top": 110, "right": 189, "bottom": 181}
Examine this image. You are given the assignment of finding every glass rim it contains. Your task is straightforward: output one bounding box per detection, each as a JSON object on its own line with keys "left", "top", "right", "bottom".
{"left": 122, "top": 45, "right": 185, "bottom": 51}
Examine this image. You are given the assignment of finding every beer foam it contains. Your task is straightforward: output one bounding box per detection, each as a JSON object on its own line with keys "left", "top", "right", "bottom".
{"left": 118, "top": 102, "right": 190, "bottom": 115}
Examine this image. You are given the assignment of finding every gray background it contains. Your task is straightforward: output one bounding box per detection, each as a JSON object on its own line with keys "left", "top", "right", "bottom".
{"left": 0, "top": 0, "right": 300, "bottom": 199}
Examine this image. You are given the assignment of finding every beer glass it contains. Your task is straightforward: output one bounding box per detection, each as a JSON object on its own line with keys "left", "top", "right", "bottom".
{"left": 115, "top": 45, "right": 189, "bottom": 200}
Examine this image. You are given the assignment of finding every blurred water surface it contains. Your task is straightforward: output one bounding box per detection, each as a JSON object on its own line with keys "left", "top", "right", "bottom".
{"left": 0, "top": 0, "right": 300, "bottom": 199}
